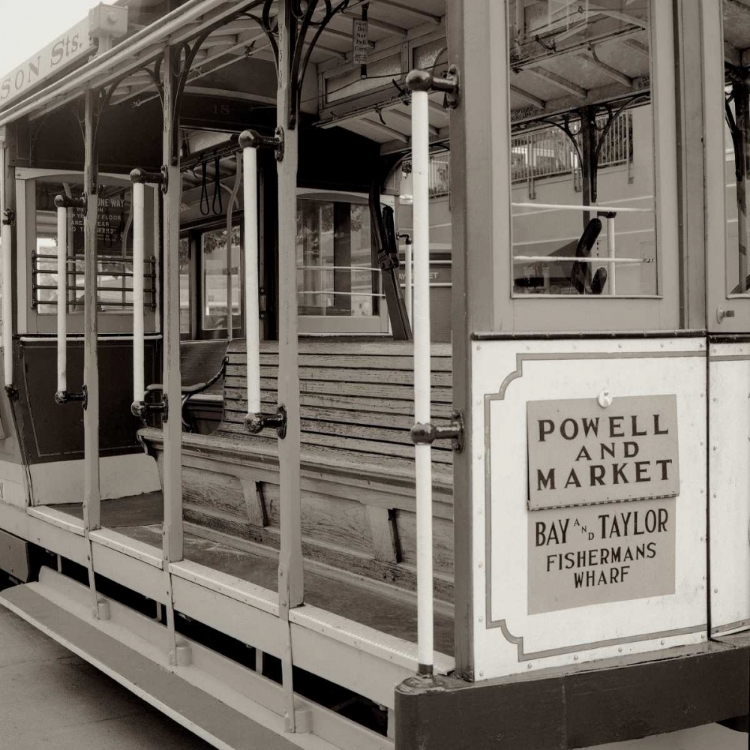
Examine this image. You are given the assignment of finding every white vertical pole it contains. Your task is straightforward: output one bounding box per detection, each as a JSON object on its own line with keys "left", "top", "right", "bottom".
{"left": 0, "top": 145, "right": 11, "bottom": 389}
{"left": 57, "top": 207, "right": 67, "bottom": 395}
{"left": 132, "top": 182, "right": 145, "bottom": 404}
{"left": 243, "top": 145, "right": 261, "bottom": 417}
{"left": 607, "top": 215, "right": 616, "bottom": 295}
{"left": 411, "top": 87, "right": 434, "bottom": 675}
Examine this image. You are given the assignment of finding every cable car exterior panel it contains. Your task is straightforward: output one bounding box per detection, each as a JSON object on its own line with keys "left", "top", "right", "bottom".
{"left": 0, "top": 1, "right": 744, "bottom": 749}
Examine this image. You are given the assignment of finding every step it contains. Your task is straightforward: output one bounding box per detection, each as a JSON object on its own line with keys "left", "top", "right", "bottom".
{"left": 0, "top": 569, "right": 391, "bottom": 750}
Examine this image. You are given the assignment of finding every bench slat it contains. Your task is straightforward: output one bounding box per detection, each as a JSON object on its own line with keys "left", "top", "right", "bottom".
{"left": 223, "top": 403, "right": 453, "bottom": 431}
{"left": 216, "top": 422, "right": 454, "bottom": 464}
{"left": 224, "top": 391, "right": 455, "bottom": 418}
{"left": 242, "top": 341, "right": 452, "bottom": 357}
{"left": 225, "top": 366, "right": 451, "bottom": 387}
{"left": 224, "top": 381, "right": 454, "bottom": 403}
{"left": 240, "top": 353, "right": 453, "bottom": 372}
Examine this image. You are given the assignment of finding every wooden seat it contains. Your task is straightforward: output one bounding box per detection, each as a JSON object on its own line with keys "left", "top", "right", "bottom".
{"left": 140, "top": 338, "right": 454, "bottom": 601}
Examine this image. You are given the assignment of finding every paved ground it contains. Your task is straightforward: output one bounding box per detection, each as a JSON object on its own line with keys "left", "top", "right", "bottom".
{"left": 0, "top": 605, "right": 213, "bottom": 749}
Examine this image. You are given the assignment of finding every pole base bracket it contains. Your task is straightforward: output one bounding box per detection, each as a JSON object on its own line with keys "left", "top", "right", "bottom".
{"left": 410, "top": 410, "right": 464, "bottom": 452}
{"left": 244, "top": 405, "right": 287, "bottom": 439}
{"left": 55, "top": 385, "right": 88, "bottom": 409}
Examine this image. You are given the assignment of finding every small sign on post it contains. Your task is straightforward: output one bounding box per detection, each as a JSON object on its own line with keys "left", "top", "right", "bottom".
{"left": 352, "top": 18, "right": 369, "bottom": 65}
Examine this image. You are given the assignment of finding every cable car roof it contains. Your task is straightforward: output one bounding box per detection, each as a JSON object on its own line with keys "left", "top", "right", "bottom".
{"left": 0, "top": 0, "right": 655, "bottom": 150}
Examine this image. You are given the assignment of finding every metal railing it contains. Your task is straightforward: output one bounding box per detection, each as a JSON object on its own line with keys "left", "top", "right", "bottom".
{"left": 511, "top": 112, "right": 633, "bottom": 185}
{"left": 32, "top": 251, "right": 157, "bottom": 311}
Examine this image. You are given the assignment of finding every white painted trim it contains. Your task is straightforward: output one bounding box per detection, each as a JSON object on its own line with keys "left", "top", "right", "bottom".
{"left": 170, "top": 559, "right": 279, "bottom": 616}
{"left": 27, "top": 505, "right": 84, "bottom": 536}
{"left": 90, "top": 527, "right": 163, "bottom": 569}
{"left": 28, "top": 453, "right": 160, "bottom": 506}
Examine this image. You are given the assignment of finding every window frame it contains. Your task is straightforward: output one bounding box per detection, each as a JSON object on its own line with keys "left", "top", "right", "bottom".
{"left": 489, "top": 0, "right": 680, "bottom": 332}
{"left": 296, "top": 187, "right": 390, "bottom": 336}
{"left": 702, "top": 0, "right": 750, "bottom": 333}
{"left": 15, "top": 167, "right": 158, "bottom": 336}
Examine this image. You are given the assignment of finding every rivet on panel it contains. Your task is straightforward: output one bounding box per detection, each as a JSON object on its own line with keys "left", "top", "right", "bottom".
{"left": 478, "top": 616, "right": 483, "bottom": 622}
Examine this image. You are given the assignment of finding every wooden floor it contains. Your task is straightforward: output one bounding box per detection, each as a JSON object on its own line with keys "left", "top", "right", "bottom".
{"left": 55, "top": 494, "right": 455, "bottom": 656}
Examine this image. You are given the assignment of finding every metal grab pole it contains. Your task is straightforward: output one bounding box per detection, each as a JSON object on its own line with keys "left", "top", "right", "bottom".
{"left": 239, "top": 130, "right": 285, "bottom": 437}
{"left": 53, "top": 193, "right": 86, "bottom": 405}
{"left": 57, "top": 206, "right": 68, "bottom": 395}
{"left": 132, "top": 181, "right": 145, "bottom": 405}
{"left": 410, "top": 84, "right": 434, "bottom": 677}
{"left": 241, "top": 140, "right": 261, "bottom": 418}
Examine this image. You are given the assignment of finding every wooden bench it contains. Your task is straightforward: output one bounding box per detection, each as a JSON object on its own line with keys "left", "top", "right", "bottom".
{"left": 139, "top": 338, "right": 454, "bottom": 601}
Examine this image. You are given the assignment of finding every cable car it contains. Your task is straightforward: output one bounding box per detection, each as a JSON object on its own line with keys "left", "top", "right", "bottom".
{"left": 0, "top": 1, "right": 746, "bottom": 748}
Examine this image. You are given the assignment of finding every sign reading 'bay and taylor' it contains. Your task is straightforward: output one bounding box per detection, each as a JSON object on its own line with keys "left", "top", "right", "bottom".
{"left": 0, "top": 18, "right": 92, "bottom": 108}
{"left": 526, "top": 395, "right": 679, "bottom": 614}
{"left": 527, "top": 395, "right": 679, "bottom": 511}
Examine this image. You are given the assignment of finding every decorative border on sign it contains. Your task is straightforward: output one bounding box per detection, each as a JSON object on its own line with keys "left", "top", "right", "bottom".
{"left": 483, "top": 347, "right": 707, "bottom": 661}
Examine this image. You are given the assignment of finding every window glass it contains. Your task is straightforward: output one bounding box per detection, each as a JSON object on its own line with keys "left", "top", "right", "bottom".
{"left": 296, "top": 198, "right": 379, "bottom": 318}
{"left": 201, "top": 226, "right": 241, "bottom": 332}
{"left": 723, "top": 1, "right": 750, "bottom": 295}
{"left": 180, "top": 237, "right": 190, "bottom": 335}
{"left": 33, "top": 181, "right": 143, "bottom": 314}
{"left": 507, "top": 1, "right": 656, "bottom": 297}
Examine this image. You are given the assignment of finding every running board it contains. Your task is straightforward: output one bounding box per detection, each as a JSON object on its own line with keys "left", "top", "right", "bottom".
{"left": 0, "top": 569, "right": 392, "bottom": 750}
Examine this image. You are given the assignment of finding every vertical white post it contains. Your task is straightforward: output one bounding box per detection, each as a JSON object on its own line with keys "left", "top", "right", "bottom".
{"left": 242, "top": 144, "right": 261, "bottom": 417}
{"left": 132, "top": 181, "right": 145, "bottom": 404}
{"left": 411, "top": 86, "right": 434, "bottom": 676}
{"left": 606, "top": 214, "right": 616, "bottom": 296}
{"left": 57, "top": 206, "right": 67, "bottom": 395}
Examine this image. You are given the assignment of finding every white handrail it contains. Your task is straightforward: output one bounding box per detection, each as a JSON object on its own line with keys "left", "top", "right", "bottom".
{"left": 513, "top": 255, "right": 643, "bottom": 263}
{"left": 606, "top": 215, "right": 617, "bottom": 295}
{"left": 410, "top": 85, "right": 434, "bottom": 676}
{"left": 57, "top": 206, "right": 67, "bottom": 396}
{"left": 512, "top": 202, "right": 653, "bottom": 214}
{"left": 132, "top": 181, "right": 145, "bottom": 406}
{"left": 243, "top": 144, "right": 261, "bottom": 418}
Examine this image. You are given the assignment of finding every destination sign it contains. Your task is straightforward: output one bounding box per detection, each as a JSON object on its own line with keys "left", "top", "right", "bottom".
{"left": 528, "top": 498, "right": 676, "bottom": 614}
{"left": 527, "top": 395, "right": 679, "bottom": 511}
{"left": 0, "top": 18, "right": 92, "bottom": 109}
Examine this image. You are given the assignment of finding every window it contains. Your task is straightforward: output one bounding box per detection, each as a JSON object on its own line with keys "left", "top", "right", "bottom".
{"left": 507, "top": 1, "right": 658, "bottom": 298}
{"left": 179, "top": 236, "right": 191, "bottom": 336}
{"left": 296, "top": 192, "right": 388, "bottom": 334}
{"left": 32, "top": 179, "right": 156, "bottom": 315}
{"left": 722, "top": 3, "right": 750, "bottom": 296}
{"left": 201, "top": 225, "right": 241, "bottom": 334}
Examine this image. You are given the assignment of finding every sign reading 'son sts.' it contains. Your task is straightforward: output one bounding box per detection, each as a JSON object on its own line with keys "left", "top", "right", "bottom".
{"left": 0, "top": 19, "right": 92, "bottom": 107}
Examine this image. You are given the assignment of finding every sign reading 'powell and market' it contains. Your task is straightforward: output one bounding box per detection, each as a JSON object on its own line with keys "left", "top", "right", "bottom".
{"left": 527, "top": 395, "right": 679, "bottom": 511}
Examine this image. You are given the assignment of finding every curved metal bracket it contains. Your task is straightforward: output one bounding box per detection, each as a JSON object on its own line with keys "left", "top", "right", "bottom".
{"left": 261, "top": 0, "right": 354, "bottom": 129}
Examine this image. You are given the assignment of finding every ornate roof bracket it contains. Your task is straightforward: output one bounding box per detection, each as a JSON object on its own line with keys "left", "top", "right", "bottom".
{"left": 260, "top": 0, "right": 353, "bottom": 130}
